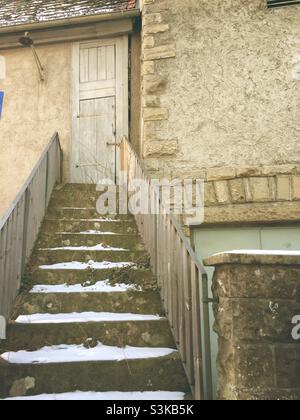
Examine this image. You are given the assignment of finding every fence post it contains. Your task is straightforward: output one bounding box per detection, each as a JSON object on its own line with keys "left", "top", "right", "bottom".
{"left": 21, "top": 188, "right": 30, "bottom": 278}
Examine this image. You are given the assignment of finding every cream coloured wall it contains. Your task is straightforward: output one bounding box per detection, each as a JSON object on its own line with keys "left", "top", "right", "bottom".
{"left": 141, "top": 0, "right": 300, "bottom": 178}
{"left": 0, "top": 43, "right": 71, "bottom": 218}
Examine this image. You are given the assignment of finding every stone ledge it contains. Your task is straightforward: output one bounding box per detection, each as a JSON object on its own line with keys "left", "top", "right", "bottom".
{"left": 204, "top": 250, "right": 300, "bottom": 267}
{"left": 200, "top": 201, "right": 300, "bottom": 226}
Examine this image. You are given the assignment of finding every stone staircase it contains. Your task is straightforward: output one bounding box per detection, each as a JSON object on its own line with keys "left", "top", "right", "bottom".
{"left": 0, "top": 184, "right": 190, "bottom": 400}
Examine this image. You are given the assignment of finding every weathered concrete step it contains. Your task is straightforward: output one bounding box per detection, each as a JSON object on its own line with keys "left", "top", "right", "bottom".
{"left": 30, "top": 268, "right": 157, "bottom": 291}
{"left": 3, "top": 391, "right": 188, "bottom": 401}
{"left": 46, "top": 207, "right": 133, "bottom": 221}
{"left": 33, "top": 250, "right": 148, "bottom": 265}
{"left": 0, "top": 354, "right": 190, "bottom": 398}
{"left": 55, "top": 184, "right": 98, "bottom": 192}
{"left": 37, "top": 233, "right": 144, "bottom": 251}
{"left": 17, "top": 292, "right": 164, "bottom": 316}
{"left": 2, "top": 320, "right": 175, "bottom": 352}
{"left": 42, "top": 219, "right": 138, "bottom": 234}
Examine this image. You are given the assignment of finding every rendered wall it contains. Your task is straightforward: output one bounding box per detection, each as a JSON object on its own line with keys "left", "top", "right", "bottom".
{"left": 0, "top": 43, "right": 71, "bottom": 218}
{"left": 141, "top": 0, "right": 300, "bottom": 178}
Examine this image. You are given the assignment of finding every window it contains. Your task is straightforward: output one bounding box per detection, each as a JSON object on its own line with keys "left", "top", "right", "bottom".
{"left": 267, "top": 0, "right": 300, "bottom": 7}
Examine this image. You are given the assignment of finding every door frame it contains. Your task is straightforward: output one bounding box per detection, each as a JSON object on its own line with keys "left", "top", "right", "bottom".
{"left": 70, "top": 36, "right": 129, "bottom": 183}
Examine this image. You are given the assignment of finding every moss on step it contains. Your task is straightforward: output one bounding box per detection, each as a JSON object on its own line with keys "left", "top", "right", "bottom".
{"left": 2, "top": 320, "right": 175, "bottom": 352}
{"left": 16, "top": 291, "right": 165, "bottom": 317}
{"left": 0, "top": 354, "right": 190, "bottom": 398}
{"left": 42, "top": 219, "right": 138, "bottom": 235}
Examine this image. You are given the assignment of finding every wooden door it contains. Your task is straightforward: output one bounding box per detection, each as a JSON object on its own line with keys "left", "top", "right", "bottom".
{"left": 71, "top": 37, "right": 128, "bottom": 183}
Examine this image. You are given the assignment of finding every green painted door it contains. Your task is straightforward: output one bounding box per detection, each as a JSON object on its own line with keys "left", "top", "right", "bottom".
{"left": 192, "top": 224, "right": 300, "bottom": 399}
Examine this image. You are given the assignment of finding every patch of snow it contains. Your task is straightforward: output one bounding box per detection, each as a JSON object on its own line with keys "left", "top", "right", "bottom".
{"left": 218, "top": 250, "right": 300, "bottom": 256}
{"left": 15, "top": 312, "right": 163, "bottom": 324}
{"left": 1, "top": 343, "right": 176, "bottom": 364}
{"left": 39, "top": 244, "right": 128, "bottom": 251}
{"left": 30, "top": 281, "right": 141, "bottom": 294}
{"left": 3, "top": 391, "right": 185, "bottom": 401}
{"left": 39, "top": 261, "right": 135, "bottom": 270}
{"left": 56, "top": 231, "right": 117, "bottom": 235}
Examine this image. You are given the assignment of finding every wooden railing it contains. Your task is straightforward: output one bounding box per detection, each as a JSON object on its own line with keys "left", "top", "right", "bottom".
{"left": 120, "top": 138, "right": 213, "bottom": 400}
{"left": 0, "top": 133, "right": 62, "bottom": 320}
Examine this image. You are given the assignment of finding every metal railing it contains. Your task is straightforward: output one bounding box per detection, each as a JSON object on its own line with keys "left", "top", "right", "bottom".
{"left": 120, "top": 138, "right": 213, "bottom": 400}
{"left": 0, "top": 132, "right": 62, "bottom": 320}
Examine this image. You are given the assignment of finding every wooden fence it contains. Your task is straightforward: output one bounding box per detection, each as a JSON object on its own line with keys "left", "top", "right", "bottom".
{"left": 120, "top": 138, "right": 213, "bottom": 400}
{"left": 0, "top": 133, "right": 62, "bottom": 320}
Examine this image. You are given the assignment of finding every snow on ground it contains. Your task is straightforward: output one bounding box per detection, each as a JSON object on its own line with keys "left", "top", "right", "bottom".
{"left": 56, "top": 231, "right": 117, "bottom": 235}
{"left": 15, "top": 312, "right": 163, "bottom": 324}
{"left": 30, "top": 281, "right": 141, "bottom": 294}
{"left": 39, "top": 261, "right": 135, "bottom": 270}
{"left": 39, "top": 244, "right": 128, "bottom": 251}
{"left": 1, "top": 343, "right": 176, "bottom": 364}
{"left": 216, "top": 250, "right": 300, "bottom": 256}
{"left": 3, "top": 391, "right": 185, "bottom": 401}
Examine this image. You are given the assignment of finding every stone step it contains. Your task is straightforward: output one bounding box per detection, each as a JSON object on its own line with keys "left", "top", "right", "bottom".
{"left": 3, "top": 390, "right": 188, "bottom": 401}
{"left": 33, "top": 249, "right": 148, "bottom": 266}
{"left": 30, "top": 267, "right": 157, "bottom": 291}
{"left": 16, "top": 292, "right": 164, "bottom": 316}
{"left": 0, "top": 354, "right": 190, "bottom": 398}
{"left": 2, "top": 320, "right": 175, "bottom": 352}
{"left": 46, "top": 207, "right": 133, "bottom": 221}
{"left": 42, "top": 219, "right": 139, "bottom": 235}
{"left": 37, "top": 233, "right": 144, "bottom": 251}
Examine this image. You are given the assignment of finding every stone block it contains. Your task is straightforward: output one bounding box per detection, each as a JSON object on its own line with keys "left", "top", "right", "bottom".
{"left": 206, "top": 167, "right": 236, "bottom": 181}
{"left": 229, "top": 179, "right": 246, "bottom": 203}
{"left": 143, "top": 44, "right": 176, "bottom": 61}
{"left": 144, "top": 140, "right": 178, "bottom": 157}
{"left": 249, "top": 177, "right": 271, "bottom": 202}
{"left": 275, "top": 345, "right": 300, "bottom": 388}
{"left": 143, "top": 74, "right": 167, "bottom": 94}
{"left": 214, "top": 181, "right": 230, "bottom": 204}
{"left": 204, "top": 182, "right": 217, "bottom": 206}
{"left": 293, "top": 176, "right": 300, "bottom": 200}
{"left": 143, "top": 107, "right": 169, "bottom": 121}
{"left": 276, "top": 176, "right": 292, "bottom": 201}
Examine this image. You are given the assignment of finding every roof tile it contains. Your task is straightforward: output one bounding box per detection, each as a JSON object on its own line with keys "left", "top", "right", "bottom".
{"left": 0, "top": 0, "right": 137, "bottom": 28}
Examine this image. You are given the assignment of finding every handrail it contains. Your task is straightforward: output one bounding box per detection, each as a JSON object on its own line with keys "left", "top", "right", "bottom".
{"left": 0, "top": 132, "right": 62, "bottom": 320}
{"left": 120, "top": 138, "right": 213, "bottom": 400}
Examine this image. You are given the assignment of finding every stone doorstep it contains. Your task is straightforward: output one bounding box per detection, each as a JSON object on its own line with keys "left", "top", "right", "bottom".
{"left": 204, "top": 250, "right": 300, "bottom": 267}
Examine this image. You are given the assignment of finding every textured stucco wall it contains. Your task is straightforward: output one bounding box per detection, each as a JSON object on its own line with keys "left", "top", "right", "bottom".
{"left": 0, "top": 43, "right": 71, "bottom": 218}
{"left": 142, "top": 0, "right": 300, "bottom": 178}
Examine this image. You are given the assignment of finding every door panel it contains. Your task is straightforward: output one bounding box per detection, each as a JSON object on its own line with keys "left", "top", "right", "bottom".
{"left": 71, "top": 37, "right": 128, "bottom": 184}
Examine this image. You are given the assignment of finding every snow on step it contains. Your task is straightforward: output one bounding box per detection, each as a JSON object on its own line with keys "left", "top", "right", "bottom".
{"left": 30, "top": 281, "right": 141, "bottom": 294}
{"left": 39, "top": 261, "right": 135, "bottom": 270}
{"left": 1, "top": 343, "right": 176, "bottom": 364}
{"left": 39, "top": 244, "right": 128, "bottom": 251}
{"left": 3, "top": 391, "right": 185, "bottom": 401}
{"left": 57, "top": 231, "right": 117, "bottom": 235}
{"left": 15, "top": 312, "right": 163, "bottom": 324}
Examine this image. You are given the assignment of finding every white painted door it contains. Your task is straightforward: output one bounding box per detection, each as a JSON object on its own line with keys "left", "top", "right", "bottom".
{"left": 71, "top": 37, "right": 128, "bottom": 183}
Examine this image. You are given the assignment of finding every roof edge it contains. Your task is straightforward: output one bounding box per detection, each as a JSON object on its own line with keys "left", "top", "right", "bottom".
{"left": 0, "top": 8, "right": 140, "bottom": 34}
